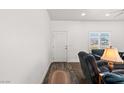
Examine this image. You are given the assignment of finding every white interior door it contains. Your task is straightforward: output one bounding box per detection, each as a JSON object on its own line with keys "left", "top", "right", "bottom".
{"left": 53, "top": 31, "right": 67, "bottom": 62}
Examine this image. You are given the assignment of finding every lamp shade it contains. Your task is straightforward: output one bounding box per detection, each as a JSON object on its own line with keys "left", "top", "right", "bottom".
{"left": 101, "top": 47, "right": 123, "bottom": 62}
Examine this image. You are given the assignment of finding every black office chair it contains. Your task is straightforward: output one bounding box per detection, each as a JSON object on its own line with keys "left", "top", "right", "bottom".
{"left": 78, "top": 51, "right": 99, "bottom": 83}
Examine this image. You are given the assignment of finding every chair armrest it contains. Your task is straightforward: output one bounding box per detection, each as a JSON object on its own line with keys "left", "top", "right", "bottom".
{"left": 96, "top": 60, "right": 108, "bottom": 67}
{"left": 102, "top": 72, "right": 124, "bottom": 84}
{"left": 96, "top": 60, "right": 109, "bottom": 73}
{"left": 92, "top": 54, "right": 101, "bottom": 60}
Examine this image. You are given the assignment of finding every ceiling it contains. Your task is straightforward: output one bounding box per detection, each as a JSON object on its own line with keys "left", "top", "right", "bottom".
{"left": 48, "top": 9, "right": 124, "bottom": 21}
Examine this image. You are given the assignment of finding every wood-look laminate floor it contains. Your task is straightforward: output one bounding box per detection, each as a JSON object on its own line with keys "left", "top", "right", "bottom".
{"left": 43, "top": 62, "right": 87, "bottom": 84}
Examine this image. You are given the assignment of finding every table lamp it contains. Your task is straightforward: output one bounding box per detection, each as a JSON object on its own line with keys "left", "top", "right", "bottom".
{"left": 101, "top": 46, "right": 123, "bottom": 72}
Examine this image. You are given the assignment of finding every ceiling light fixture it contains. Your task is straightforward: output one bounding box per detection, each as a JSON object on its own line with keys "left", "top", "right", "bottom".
{"left": 105, "top": 13, "right": 110, "bottom": 16}
{"left": 81, "top": 13, "right": 86, "bottom": 16}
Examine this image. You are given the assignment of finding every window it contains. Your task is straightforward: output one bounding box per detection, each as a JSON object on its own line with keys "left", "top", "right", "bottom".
{"left": 89, "top": 32, "right": 110, "bottom": 52}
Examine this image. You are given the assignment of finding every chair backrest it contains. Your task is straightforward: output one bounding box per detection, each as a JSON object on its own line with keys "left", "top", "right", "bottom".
{"left": 91, "top": 49, "right": 104, "bottom": 56}
{"left": 78, "top": 51, "right": 99, "bottom": 84}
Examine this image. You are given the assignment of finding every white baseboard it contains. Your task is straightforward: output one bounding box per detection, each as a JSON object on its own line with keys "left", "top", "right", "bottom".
{"left": 68, "top": 61, "right": 79, "bottom": 63}
{"left": 40, "top": 62, "right": 51, "bottom": 84}
{"left": 67, "top": 59, "right": 79, "bottom": 62}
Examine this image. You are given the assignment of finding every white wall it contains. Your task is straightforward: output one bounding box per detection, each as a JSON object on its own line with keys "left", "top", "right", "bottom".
{"left": 51, "top": 21, "right": 124, "bottom": 62}
{"left": 0, "top": 10, "right": 51, "bottom": 83}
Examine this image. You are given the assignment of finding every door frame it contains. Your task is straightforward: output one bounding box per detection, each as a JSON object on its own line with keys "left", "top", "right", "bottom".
{"left": 52, "top": 31, "right": 68, "bottom": 62}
